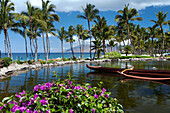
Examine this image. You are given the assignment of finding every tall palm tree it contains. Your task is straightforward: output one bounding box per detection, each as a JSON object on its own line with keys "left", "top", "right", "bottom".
{"left": 94, "top": 16, "right": 107, "bottom": 54}
{"left": 77, "top": 3, "right": 99, "bottom": 59}
{"left": 150, "top": 11, "right": 169, "bottom": 56}
{"left": 56, "top": 27, "right": 67, "bottom": 58}
{"left": 115, "top": 4, "right": 143, "bottom": 54}
{"left": 12, "top": 12, "right": 29, "bottom": 60}
{"left": 76, "top": 24, "right": 84, "bottom": 59}
{"left": 0, "top": 0, "right": 15, "bottom": 59}
{"left": 147, "top": 26, "right": 159, "bottom": 56}
{"left": 41, "top": 0, "right": 60, "bottom": 60}
{"left": 66, "top": 26, "right": 76, "bottom": 58}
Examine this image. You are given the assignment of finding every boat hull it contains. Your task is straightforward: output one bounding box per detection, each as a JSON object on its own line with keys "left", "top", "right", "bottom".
{"left": 86, "top": 64, "right": 170, "bottom": 77}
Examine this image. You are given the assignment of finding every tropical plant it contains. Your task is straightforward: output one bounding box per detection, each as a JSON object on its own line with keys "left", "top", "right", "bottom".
{"left": 56, "top": 27, "right": 68, "bottom": 58}
{"left": 77, "top": 3, "right": 99, "bottom": 59}
{"left": 0, "top": 75, "right": 124, "bottom": 112}
{"left": 66, "top": 26, "right": 76, "bottom": 58}
{"left": 115, "top": 4, "right": 143, "bottom": 54}
{"left": 41, "top": 0, "right": 60, "bottom": 61}
{"left": 106, "top": 51, "right": 121, "bottom": 59}
{"left": 0, "top": 0, "right": 15, "bottom": 59}
{"left": 123, "top": 45, "right": 132, "bottom": 56}
{"left": 76, "top": 24, "right": 84, "bottom": 59}
{"left": 150, "top": 11, "right": 169, "bottom": 56}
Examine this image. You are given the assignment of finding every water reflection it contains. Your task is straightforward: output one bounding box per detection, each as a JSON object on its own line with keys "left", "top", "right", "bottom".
{"left": 0, "top": 61, "right": 170, "bottom": 113}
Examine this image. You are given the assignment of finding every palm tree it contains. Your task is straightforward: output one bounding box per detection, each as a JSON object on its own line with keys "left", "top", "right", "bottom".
{"left": 56, "top": 27, "right": 68, "bottom": 58}
{"left": 77, "top": 3, "right": 99, "bottom": 59}
{"left": 66, "top": 26, "right": 76, "bottom": 58}
{"left": 91, "top": 39, "right": 103, "bottom": 59}
{"left": 41, "top": 0, "right": 60, "bottom": 60}
{"left": 124, "top": 45, "right": 132, "bottom": 56}
{"left": 107, "top": 40, "right": 117, "bottom": 52}
{"left": 147, "top": 26, "right": 159, "bottom": 56}
{"left": 76, "top": 24, "right": 85, "bottom": 59}
{"left": 115, "top": 4, "right": 143, "bottom": 54}
{"left": 0, "top": 0, "right": 15, "bottom": 59}
{"left": 94, "top": 16, "right": 107, "bottom": 54}
{"left": 12, "top": 12, "right": 29, "bottom": 60}
{"left": 150, "top": 11, "right": 169, "bottom": 56}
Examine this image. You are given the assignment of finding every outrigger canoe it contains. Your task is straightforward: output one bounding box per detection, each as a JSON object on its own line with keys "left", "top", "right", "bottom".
{"left": 86, "top": 64, "right": 170, "bottom": 80}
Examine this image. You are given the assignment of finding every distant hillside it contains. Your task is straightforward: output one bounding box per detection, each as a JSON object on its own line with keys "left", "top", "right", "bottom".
{"left": 65, "top": 44, "right": 92, "bottom": 53}
{"left": 65, "top": 44, "right": 118, "bottom": 53}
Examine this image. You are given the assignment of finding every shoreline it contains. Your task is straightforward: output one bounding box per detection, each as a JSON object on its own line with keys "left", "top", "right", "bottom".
{"left": 0, "top": 58, "right": 169, "bottom": 79}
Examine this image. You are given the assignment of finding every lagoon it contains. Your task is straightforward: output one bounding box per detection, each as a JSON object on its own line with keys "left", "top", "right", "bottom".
{"left": 0, "top": 61, "right": 170, "bottom": 113}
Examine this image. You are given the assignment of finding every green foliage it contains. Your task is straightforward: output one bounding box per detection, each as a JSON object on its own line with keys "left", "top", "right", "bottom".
{"left": 119, "top": 55, "right": 152, "bottom": 59}
{"left": 0, "top": 57, "right": 12, "bottom": 67}
{"left": 106, "top": 51, "right": 121, "bottom": 59}
{"left": 62, "top": 58, "right": 69, "bottom": 61}
{"left": 0, "top": 75, "right": 124, "bottom": 113}
{"left": 27, "top": 60, "right": 35, "bottom": 64}
{"left": 47, "top": 60, "right": 55, "bottom": 64}
{"left": 14, "top": 60, "right": 24, "bottom": 64}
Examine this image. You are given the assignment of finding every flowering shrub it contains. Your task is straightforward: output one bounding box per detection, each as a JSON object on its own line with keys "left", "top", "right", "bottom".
{"left": 0, "top": 74, "right": 124, "bottom": 113}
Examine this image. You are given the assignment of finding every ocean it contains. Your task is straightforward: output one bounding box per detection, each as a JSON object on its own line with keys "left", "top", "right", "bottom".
{"left": 0, "top": 53, "right": 91, "bottom": 61}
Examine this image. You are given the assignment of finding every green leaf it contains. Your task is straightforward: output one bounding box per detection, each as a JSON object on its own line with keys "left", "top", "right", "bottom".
{"left": 9, "top": 104, "right": 14, "bottom": 109}
{"left": 2, "top": 97, "right": 10, "bottom": 103}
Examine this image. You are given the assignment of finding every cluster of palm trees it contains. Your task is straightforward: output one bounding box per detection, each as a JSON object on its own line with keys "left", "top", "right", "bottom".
{"left": 0, "top": 0, "right": 59, "bottom": 61}
{"left": 77, "top": 4, "right": 170, "bottom": 58}
{"left": 1, "top": 0, "right": 170, "bottom": 61}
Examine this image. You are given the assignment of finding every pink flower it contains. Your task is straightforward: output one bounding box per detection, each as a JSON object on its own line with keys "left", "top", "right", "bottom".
{"left": 91, "top": 108, "right": 95, "bottom": 113}
{"left": 0, "top": 106, "right": 3, "bottom": 111}
{"left": 75, "top": 86, "right": 81, "bottom": 90}
{"left": 69, "top": 109, "right": 74, "bottom": 113}
{"left": 88, "top": 86, "right": 91, "bottom": 89}
{"left": 33, "top": 85, "right": 39, "bottom": 92}
{"left": 94, "top": 94, "right": 98, "bottom": 99}
{"left": 20, "top": 90, "right": 26, "bottom": 95}
{"left": 40, "top": 98, "right": 48, "bottom": 105}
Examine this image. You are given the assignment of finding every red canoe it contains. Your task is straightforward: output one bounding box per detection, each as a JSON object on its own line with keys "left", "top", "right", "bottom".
{"left": 86, "top": 64, "right": 170, "bottom": 78}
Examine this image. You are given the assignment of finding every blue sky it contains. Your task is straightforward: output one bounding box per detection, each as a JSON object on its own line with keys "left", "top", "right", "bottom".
{"left": 0, "top": 0, "right": 170, "bottom": 53}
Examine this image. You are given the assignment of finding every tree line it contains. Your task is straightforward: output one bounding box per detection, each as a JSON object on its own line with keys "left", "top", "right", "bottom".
{"left": 0, "top": 0, "right": 170, "bottom": 61}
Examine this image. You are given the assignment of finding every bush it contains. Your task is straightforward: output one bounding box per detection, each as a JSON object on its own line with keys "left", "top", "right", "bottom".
{"left": 106, "top": 51, "right": 121, "bottom": 59}
{"left": 15, "top": 60, "right": 24, "bottom": 64}
{"left": 47, "top": 60, "right": 55, "bottom": 64}
{"left": 119, "top": 55, "right": 152, "bottom": 59}
{"left": 28, "top": 60, "right": 35, "bottom": 64}
{"left": 0, "top": 57, "right": 12, "bottom": 67}
{"left": 0, "top": 74, "right": 124, "bottom": 113}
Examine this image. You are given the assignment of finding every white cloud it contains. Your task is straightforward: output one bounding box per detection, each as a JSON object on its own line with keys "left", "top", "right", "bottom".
{"left": 12, "top": 0, "right": 170, "bottom": 13}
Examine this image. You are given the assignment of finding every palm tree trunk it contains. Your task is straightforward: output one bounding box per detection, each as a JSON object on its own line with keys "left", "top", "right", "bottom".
{"left": 34, "top": 29, "right": 38, "bottom": 61}
{"left": 46, "top": 32, "right": 49, "bottom": 62}
{"left": 103, "top": 39, "right": 106, "bottom": 55}
{"left": 137, "top": 34, "right": 141, "bottom": 55}
{"left": 24, "top": 37, "right": 28, "bottom": 61}
{"left": 4, "top": 38, "right": 7, "bottom": 57}
{"left": 119, "top": 42, "right": 122, "bottom": 53}
{"left": 88, "top": 20, "right": 92, "bottom": 60}
{"left": 127, "top": 21, "right": 130, "bottom": 44}
{"left": 6, "top": 30, "right": 13, "bottom": 60}
{"left": 42, "top": 32, "right": 47, "bottom": 60}
{"left": 4, "top": 30, "right": 10, "bottom": 57}
{"left": 78, "top": 36, "right": 82, "bottom": 59}
{"left": 29, "top": 37, "right": 34, "bottom": 59}
{"left": 160, "top": 26, "right": 164, "bottom": 57}
{"left": 61, "top": 40, "right": 63, "bottom": 58}
{"left": 24, "top": 28, "right": 28, "bottom": 61}
{"left": 93, "top": 49, "right": 96, "bottom": 59}
{"left": 121, "top": 28, "right": 125, "bottom": 46}
{"left": 82, "top": 39, "right": 85, "bottom": 59}
{"left": 70, "top": 42, "right": 74, "bottom": 57}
